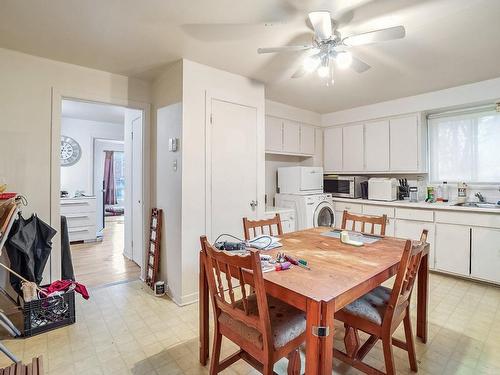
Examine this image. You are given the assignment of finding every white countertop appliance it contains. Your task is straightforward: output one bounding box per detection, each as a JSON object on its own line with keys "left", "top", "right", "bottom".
{"left": 277, "top": 166, "right": 323, "bottom": 195}
{"left": 276, "top": 193, "right": 334, "bottom": 230}
{"left": 368, "top": 178, "right": 398, "bottom": 201}
{"left": 323, "top": 175, "right": 368, "bottom": 198}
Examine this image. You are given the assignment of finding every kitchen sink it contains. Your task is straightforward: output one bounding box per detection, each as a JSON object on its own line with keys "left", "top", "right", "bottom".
{"left": 454, "top": 202, "right": 500, "bottom": 209}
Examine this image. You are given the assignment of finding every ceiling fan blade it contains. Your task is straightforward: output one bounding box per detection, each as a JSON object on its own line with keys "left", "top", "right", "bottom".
{"left": 351, "top": 55, "right": 371, "bottom": 73}
{"left": 308, "top": 11, "right": 333, "bottom": 40}
{"left": 343, "top": 25, "right": 405, "bottom": 46}
{"left": 257, "top": 45, "right": 312, "bottom": 54}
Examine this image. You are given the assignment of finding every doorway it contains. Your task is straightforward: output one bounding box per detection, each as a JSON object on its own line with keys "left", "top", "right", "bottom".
{"left": 59, "top": 99, "right": 144, "bottom": 287}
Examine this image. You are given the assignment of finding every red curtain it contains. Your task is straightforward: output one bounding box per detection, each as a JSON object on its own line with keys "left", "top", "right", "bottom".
{"left": 103, "top": 151, "right": 117, "bottom": 205}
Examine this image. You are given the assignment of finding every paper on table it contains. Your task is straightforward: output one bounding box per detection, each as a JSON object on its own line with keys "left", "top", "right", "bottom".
{"left": 249, "top": 235, "right": 282, "bottom": 250}
{"left": 321, "top": 230, "right": 380, "bottom": 244}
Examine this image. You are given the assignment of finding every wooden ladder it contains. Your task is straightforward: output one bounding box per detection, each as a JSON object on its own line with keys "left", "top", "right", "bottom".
{"left": 145, "top": 208, "right": 162, "bottom": 289}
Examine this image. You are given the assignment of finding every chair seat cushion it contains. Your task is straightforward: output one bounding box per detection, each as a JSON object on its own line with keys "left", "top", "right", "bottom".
{"left": 341, "top": 286, "right": 392, "bottom": 326}
{"left": 218, "top": 294, "right": 306, "bottom": 349}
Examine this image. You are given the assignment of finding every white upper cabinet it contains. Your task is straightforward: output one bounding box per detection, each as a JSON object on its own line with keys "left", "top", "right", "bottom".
{"left": 364, "top": 120, "right": 389, "bottom": 171}
{"left": 265, "top": 116, "right": 283, "bottom": 152}
{"left": 323, "top": 112, "right": 426, "bottom": 173}
{"left": 324, "top": 127, "right": 342, "bottom": 172}
{"left": 342, "top": 124, "right": 364, "bottom": 172}
{"left": 300, "top": 124, "right": 315, "bottom": 155}
{"left": 390, "top": 115, "right": 420, "bottom": 171}
{"left": 265, "top": 115, "right": 318, "bottom": 156}
{"left": 282, "top": 120, "right": 301, "bottom": 153}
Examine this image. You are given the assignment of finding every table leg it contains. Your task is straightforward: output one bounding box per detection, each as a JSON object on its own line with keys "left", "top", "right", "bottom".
{"left": 305, "top": 299, "right": 335, "bottom": 375}
{"left": 199, "top": 252, "right": 209, "bottom": 365}
{"left": 305, "top": 299, "right": 321, "bottom": 375}
{"left": 320, "top": 301, "right": 335, "bottom": 375}
{"left": 416, "top": 252, "right": 429, "bottom": 343}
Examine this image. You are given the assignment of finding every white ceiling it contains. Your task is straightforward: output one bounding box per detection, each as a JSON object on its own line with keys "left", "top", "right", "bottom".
{"left": 62, "top": 100, "right": 125, "bottom": 124}
{"left": 2, "top": 0, "right": 500, "bottom": 113}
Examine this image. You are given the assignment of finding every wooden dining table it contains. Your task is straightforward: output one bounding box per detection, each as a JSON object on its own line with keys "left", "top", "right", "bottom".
{"left": 199, "top": 227, "right": 429, "bottom": 375}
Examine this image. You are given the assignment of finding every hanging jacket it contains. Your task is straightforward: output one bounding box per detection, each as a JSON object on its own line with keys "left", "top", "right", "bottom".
{"left": 6, "top": 213, "right": 56, "bottom": 294}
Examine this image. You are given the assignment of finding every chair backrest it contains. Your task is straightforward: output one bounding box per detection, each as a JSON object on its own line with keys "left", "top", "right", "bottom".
{"left": 384, "top": 230, "right": 428, "bottom": 326}
{"left": 341, "top": 210, "right": 387, "bottom": 236}
{"left": 200, "top": 236, "right": 273, "bottom": 351}
{"left": 242, "top": 214, "right": 283, "bottom": 240}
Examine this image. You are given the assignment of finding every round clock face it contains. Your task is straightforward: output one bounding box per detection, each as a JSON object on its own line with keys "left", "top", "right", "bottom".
{"left": 60, "top": 136, "right": 81, "bottom": 166}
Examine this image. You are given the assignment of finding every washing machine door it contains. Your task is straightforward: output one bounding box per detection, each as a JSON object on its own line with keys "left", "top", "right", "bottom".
{"left": 314, "top": 202, "right": 335, "bottom": 227}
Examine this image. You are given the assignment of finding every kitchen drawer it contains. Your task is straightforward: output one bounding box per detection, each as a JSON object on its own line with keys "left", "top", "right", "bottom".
{"left": 333, "top": 202, "right": 363, "bottom": 214}
{"left": 362, "top": 205, "right": 395, "bottom": 218}
{"left": 60, "top": 199, "right": 96, "bottom": 214}
{"left": 68, "top": 225, "right": 96, "bottom": 242}
{"left": 65, "top": 213, "right": 96, "bottom": 228}
{"left": 395, "top": 208, "right": 434, "bottom": 222}
{"left": 435, "top": 211, "right": 500, "bottom": 229}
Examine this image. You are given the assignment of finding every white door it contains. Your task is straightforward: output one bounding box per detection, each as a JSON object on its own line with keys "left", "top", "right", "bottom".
{"left": 283, "top": 120, "right": 300, "bottom": 154}
{"left": 471, "top": 227, "right": 500, "bottom": 283}
{"left": 300, "top": 125, "right": 315, "bottom": 155}
{"left": 324, "top": 127, "right": 342, "bottom": 172}
{"left": 435, "top": 223, "right": 470, "bottom": 276}
{"left": 395, "top": 219, "right": 436, "bottom": 269}
{"left": 342, "top": 124, "right": 364, "bottom": 171}
{"left": 131, "top": 115, "right": 143, "bottom": 267}
{"left": 208, "top": 97, "right": 258, "bottom": 239}
{"left": 365, "top": 120, "right": 390, "bottom": 171}
{"left": 390, "top": 115, "right": 419, "bottom": 171}
{"left": 265, "top": 116, "right": 283, "bottom": 152}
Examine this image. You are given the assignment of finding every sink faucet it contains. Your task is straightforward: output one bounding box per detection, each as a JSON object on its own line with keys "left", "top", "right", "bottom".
{"left": 475, "top": 192, "right": 486, "bottom": 203}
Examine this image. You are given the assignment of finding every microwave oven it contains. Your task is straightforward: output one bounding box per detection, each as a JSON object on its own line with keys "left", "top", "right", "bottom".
{"left": 323, "top": 175, "right": 368, "bottom": 198}
{"left": 277, "top": 166, "right": 324, "bottom": 195}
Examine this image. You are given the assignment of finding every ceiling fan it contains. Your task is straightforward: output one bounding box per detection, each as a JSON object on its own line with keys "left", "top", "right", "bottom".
{"left": 257, "top": 10, "right": 406, "bottom": 84}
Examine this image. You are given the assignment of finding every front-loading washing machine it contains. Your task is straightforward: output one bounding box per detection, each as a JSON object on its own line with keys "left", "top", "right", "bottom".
{"left": 275, "top": 193, "right": 335, "bottom": 230}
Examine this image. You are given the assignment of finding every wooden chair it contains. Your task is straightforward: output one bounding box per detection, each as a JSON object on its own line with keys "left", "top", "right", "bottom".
{"left": 242, "top": 214, "right": 283, "bottom": 240}
{"left": 333, "top": 230, "right": 428, "bottom": 375}
{"left": 200, "top": 236, "right": 305, "bottom": 375}
{"left": 0, "top": 356, "right": 44, "bottom": 374}
{"left": 341, "top": 210, "right": 387, "bottom": 236}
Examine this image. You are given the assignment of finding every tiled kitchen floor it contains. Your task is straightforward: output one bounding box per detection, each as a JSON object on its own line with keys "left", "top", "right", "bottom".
{"left": 1, "top": 273, "right": 499, "bottom": 374}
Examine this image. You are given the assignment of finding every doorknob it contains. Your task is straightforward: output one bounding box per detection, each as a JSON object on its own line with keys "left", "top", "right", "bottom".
{"left": 250, "top": 200, "right": 258, "bottom": 210}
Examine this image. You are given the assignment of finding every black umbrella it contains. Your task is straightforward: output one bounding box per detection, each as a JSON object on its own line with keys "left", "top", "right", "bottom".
{"left": 6, "top": 213, "right": 56, "bottom": 294}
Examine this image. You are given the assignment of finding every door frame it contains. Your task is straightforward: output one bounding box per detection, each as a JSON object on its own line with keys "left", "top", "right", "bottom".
{"left": 50, "top": 88, "right": 151, "bottom": 282}
{"left": 204, "top": 89, "right": 264, "bottom": 239}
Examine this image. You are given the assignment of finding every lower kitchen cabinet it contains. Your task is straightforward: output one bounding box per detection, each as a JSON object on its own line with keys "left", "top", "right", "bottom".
{"left": 471, "top": 227, "right": 500, "bottom": 283}
{"left": 395, "top": 219, "right": 435, "bottom": 269}
{"left": 435, "top": 223, "right": 470, "bottom": 276}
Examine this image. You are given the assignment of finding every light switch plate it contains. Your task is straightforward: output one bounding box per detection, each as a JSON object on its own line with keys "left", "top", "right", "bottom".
{"left": 168, "top": 138, "right": 178, "bottom": 152}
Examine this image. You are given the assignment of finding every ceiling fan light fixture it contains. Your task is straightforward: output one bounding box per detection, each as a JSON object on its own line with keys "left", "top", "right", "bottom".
{"left": 303, "top": 55, "right": 320, "bottom": 72}
{"left": 336, "top": 51, "right": 353, "bottom": 69}
{"left": 317, "top": 64, "right": 329, "bottom": 78}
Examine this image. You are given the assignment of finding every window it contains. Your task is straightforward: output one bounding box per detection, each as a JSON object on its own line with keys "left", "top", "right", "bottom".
{"left": 113, "top": 151, "right": 125, "bottom": 204}
{"left": 428, "top": 108, "right": 500, "bottom": 183}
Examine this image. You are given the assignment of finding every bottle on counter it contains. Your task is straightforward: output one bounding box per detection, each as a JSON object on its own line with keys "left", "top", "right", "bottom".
{"left": 457, "top": 182, "right": 468, "bottom": 204}
{"left": 436, "top": 184, "right": 444, "bottom": 202}
{"left": 442, "top": 181, "right": 449, "bottom": 202}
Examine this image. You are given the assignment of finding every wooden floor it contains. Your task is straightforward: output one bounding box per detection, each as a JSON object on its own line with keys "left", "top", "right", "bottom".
{"left": 70, "top": 216, "right": 141, "bottom": 288}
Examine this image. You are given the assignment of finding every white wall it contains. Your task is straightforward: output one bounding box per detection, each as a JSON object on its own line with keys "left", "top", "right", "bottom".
{"left": 266, "top": 99, "right": 321, "bottom": 126}
{"left": 180, "top": 59, "right": 265, "bottom": 304}
{"left": 61, "top": 117, "right": 124, "bottom": 197}
{"left": 0, "top": 47, "right": 150, "bottom": 285}
{"left": 152, "top": 60, "right": 183, "bottom": 303}
{"left": 321, "top": 76, "right": 500, "bottom": 126}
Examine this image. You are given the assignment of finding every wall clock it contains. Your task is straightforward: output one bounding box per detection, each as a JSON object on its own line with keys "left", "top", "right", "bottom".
{"left": 60, "top": 136, "right": 81, "bottom": 166}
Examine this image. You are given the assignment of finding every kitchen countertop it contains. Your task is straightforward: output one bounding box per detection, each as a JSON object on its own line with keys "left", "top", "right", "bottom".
{"left": 332, "top": 197, "right": 500, "bottom": 214}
